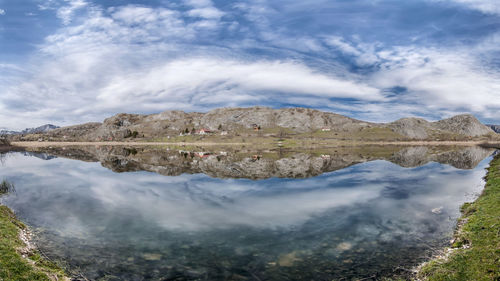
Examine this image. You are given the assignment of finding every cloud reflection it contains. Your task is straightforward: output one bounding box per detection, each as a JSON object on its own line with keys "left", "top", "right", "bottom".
{"left": 0, "top": 152, "right": 489, "bottom": 234}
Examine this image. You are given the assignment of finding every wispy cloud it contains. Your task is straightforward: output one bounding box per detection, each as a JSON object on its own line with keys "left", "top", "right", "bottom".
{"left": 0, "top": 0, "right": 499, "bottom": 129}
{"left": 185, "top": 0, "right": 225, "bottom": 20}
{"left": 372, "top": 46, "right": 500, "bottom": 113}
{"left": 435, "top": 0, "right": 500, "bottom": 15}
{"left": 57, "top": 0, "right": 89, "bottom": 24}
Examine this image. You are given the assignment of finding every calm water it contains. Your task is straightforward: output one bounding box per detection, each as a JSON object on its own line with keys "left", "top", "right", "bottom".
{"left": 0, "top": 146, "right": 494, "bottom": 280}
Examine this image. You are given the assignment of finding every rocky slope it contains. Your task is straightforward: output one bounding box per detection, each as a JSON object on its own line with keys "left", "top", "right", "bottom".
{"left": 13, "top": 107, "right": 497, "bottom": 141}
{"left": 388, "top": 114, "right": 494, "bottom": 140}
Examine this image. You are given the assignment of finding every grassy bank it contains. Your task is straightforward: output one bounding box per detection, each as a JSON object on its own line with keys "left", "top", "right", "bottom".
{"left": 418, "top": 153, "right": 500, "bottom": 280}
{"left": 0, "top": 184, "right": 68, "bottom": 281}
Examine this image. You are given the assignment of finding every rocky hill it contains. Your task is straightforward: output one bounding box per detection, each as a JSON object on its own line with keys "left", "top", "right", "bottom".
{"left": 12, "top": 107, "right": 498, "bottom": 142}
{"left": 388, "top": 114, "right": 494, "bottom": 140}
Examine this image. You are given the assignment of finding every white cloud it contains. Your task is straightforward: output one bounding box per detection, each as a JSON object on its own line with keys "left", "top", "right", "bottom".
{"left": 187, "top": 7, "right": 224, "bottom": 19}
{"left": 111, "top": 5, "right": 177, "bottom": 24}
{"left": 371, "top": 46, "right": 500, "bottom": 115}
{"left": 0, "top": 9, "right": 5, "bottom": 15}
{"left": 184, "top": 0, "right": 224, "bottom": 20}
{"left": 1, "top": 1, "right": 500, "bottom": 129}
{"left": 324, "top": 36, "right": 381, "bottom": 66}
{"left": 0, "top": 53, "right": 381, "bottom": 129}
{"left": 57, "top": 0, "right": 88, "bottom": 24}
{"left": 94, "top": 58, "right": 382, "bottom": 109}
{"left": 439, "top": 0, "right": 500, "bottom": 15}
{"left": 37, "top": 0, "right": 59, "bottom": 10}
{"left": 0, "top": 5, "right": 381, "bottom": 130}
{"left": 325, "top": 36, "right": 362, "bottom": 56}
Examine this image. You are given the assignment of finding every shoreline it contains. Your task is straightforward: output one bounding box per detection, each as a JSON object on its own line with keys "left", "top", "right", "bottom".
{"left": 416, "top": 153, "right": 500, "bottom": 280}
{"left": 0, "top": 205, "right": 69, "bottom": 280}
{"left": 11, "top": 140, "right": 500, "bottom": 148}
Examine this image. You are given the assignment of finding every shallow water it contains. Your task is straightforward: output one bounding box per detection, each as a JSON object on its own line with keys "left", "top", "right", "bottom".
{"left": 0, "top": 146, "right": 494, "bottom": 280}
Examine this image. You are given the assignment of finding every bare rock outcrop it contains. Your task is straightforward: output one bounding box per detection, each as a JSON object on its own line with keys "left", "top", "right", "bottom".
{"left": 433, "top": 114, "right": 492, "bottom": 137}
{"left": 387, "top": 114, "right": 493, "bottom": 140}
{"left": 387, "top": 118, "right": 431, "bottom": 139}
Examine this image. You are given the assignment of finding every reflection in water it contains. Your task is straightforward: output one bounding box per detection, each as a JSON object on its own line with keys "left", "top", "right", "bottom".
{"left": 26, "top": 145, "right": 494, "bottom": 179}
{"left": 0, "top": 146, "right": 494, "bottom": 280}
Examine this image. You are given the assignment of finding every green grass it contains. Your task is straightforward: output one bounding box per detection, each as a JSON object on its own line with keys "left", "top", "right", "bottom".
{"left": 0, "top": 205, "right": 67, "bottom": 281}
{"left": 294, "top": 126, "right": 406, "bottom": 141}
{"left": 418, "top": 154, "right": 500, "bottom": 281}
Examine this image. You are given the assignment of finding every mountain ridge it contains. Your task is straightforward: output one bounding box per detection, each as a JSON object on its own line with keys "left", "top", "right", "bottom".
{"left": 8, "top": 107, "right": 498, "bottom": 142}
{"left": 0, "top": 124, "right": 59, "bottom": 135}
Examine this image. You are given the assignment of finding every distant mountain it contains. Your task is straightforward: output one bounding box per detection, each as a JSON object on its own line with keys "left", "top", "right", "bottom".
{"left": 0, "top": 129, "right": 19, "bottom": 135}
{"left": 21, "top": 124, "right": 60, "bottom": 134}
{"left": 0, "top": 124, "right": 59, "bottom": 135}
{"left": 487, "top": 124, "right": 500, "bottom": 134}
{"left": 12, "top": 107, "right": 498, "bottom": 142}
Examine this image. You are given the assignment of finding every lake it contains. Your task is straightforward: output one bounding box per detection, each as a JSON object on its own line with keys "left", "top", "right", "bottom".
{"left": 0, "top": 145, "right": 495, "bottom": 280}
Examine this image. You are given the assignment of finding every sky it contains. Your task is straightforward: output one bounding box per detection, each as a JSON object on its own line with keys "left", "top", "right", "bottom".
{"left": 0, "top": 0, "right": 499, "bottom": 130}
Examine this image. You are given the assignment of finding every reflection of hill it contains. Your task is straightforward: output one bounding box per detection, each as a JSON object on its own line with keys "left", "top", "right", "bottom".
{"left": 27, "top": 145, "right": 494, "bottom": 179}
{"left": 389, "top": 146, "right": 494, "bottom": 169}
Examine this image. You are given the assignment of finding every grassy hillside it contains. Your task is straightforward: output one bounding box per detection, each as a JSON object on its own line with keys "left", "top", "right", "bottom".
{"left": 418, "top": 153, "right": 500, "bottom": 280}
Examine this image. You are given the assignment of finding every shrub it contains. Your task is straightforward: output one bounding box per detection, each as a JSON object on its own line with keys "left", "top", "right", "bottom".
{"left": 0, "top": 180, "right": 15, "bottom": 195}
{"left": 0, "top": 137, "right": 10, "bottom": 146}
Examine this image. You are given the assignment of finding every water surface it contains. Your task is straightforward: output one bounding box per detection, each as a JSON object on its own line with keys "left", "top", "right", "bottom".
{"left": 0, "top": 146, "right": 493, "bottom": 280}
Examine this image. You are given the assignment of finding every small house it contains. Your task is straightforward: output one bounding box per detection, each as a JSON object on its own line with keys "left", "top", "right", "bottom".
{"left": 197, "top": 129, "right": 212, "bottom": 135}
{"left": 194, "top": 152, "right": 211, "bottom": 158}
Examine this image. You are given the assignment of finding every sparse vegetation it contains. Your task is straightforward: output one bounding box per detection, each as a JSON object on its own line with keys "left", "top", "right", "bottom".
{"left": 418, "top": 154, "right": 500, "bottom": 281}
{"left": 0, "top": 179, "right": 15, "bottom": 195}
{"left": 0, "top": 137, "right": 10, "bottom": 146}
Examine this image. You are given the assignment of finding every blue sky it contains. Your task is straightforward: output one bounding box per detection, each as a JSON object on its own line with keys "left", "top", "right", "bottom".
{"left": 0, "top": 0, "right": 499, "bottom": 129}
